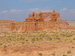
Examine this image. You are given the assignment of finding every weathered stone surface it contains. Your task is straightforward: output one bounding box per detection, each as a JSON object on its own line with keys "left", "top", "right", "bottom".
{"left": 36, "top": 11, "right": 60, "bottom": 20}
{"left": 51, "top": 10, "right": 57, "bottom": 21}
{"left": 37, "top": 12, "right": 44, "bottom": 21}
{"left": 19, "top": 10, "right": 60, "bottom": 32}
{"left": 10, "top": 22, "right": 17, "bottom": 32}
{"left": 36, "top": 10, "right": 69, "bottom": 29}
{"left": 20, "top": 21, "right": 60, "bottom": 32}
{"left": 26, "top": 12, "right": 36, "bottom": 21}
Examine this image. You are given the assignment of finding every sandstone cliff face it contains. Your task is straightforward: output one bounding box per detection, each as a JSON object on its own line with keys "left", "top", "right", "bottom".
{"left": 36, "top": 12, "right": 69, "bottom": 29}
{"left": 20, "top": 21, "right": 60, "bottom": 32}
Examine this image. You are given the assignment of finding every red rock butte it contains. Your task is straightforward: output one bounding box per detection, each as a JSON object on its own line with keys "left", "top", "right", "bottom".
{"left": 1, "top": 10, "right": 74, "bottom": 33}
{"left": 8, "top": 10, "right": 75, "bottom": 32}
{"left": 19, "top": 10, "right": 61, "bottom": 32}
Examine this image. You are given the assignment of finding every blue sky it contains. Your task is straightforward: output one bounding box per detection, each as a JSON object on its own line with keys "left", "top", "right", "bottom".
{"left": 0, "top": 0, "right": 75, "bottom": 21}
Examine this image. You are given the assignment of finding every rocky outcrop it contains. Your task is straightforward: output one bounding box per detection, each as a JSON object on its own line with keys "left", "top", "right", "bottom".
{"left": 20, "top": 10, "right": 60, "bottom": 32}
{"left": 36, "top": 11, "right": 69, "bottom": 29}
{"left": 20, "top": 21, "right": 60, "bottom": 32}
{"left": 10, "top": 22, "right": 17, "bottom": 32}
{"left": 4, "top": 10, "right": 73, "bottom": 33}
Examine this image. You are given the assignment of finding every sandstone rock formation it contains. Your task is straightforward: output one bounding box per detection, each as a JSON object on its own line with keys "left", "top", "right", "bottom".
{"left": 20, "top": 10, "right": 60, "bottom": 32}
{"left": 26, "top": 12, "right": 35, "bottom": 21}
{"left": 1, "top": 10, "right": 74, "bottom": 33}
{"left": 36, "top": 10, "right": 69, "bottom": 29}
{"left": 37, "top": 12, "right": 44, "bottom": 21}
{"left": 51, "top": 10, "right": 57, "bottom": 21}
{"left": 10, "top": 22, "right": 17, "bottom": 32}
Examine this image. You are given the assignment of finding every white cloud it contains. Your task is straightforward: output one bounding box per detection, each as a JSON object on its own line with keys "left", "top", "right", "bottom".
{"left": 10, "top": 9, "right": 17, "bottom": 13}
{"left": 0, "top": 9, "right": 26, "bottom": 14}
{"left": 28, "top": 8, "right": 52, "bottom": 12}
{"left": 0, "top": 8, "right": 42, "bottom": 14}
{"left": 1, "top": 10, "right": 8, "bottom": 13}
{"left": 1, "top": 8, "right": 75, "bottom": 21}
{"left": 60, "top": 8, "right": 67, "bottom": 11}
{"left": 59, "top": 9, "right": 75, "bottom": 20}
{"left": 60, "top": 9, "right": 75, "bottom": 14}
{"left": 28, "top": 8, "right": 41, "bottom": 12}
{"left": 9, "top": 9, "right": 25, "bottom": 13}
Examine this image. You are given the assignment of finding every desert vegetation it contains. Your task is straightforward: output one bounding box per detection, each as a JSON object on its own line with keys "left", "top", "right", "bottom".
{"left": 0, "top": 29, "right": 75, "bottom": 48}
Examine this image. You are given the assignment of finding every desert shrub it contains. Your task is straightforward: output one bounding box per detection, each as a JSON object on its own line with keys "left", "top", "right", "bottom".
{"left": 70, "top": 40, "right": 72, "bottom": 42}
{"left": 19, "top": 37, "right": 23, "bottom": 40}
{"left": 53, "top": 36, "right": 59, "bottom": 39}
{"left": 40, "top": 34, "right": 44, "bottom": 37}
{"left": 31, "top": 38, "right": 36, "bottom": 43}
{"left": 9, "top": 38, "right": 12, "bottom": 41}
{"left": 67, "top": 50, "right": 71, "bottom": 54}
{"left": 32, "top": 38, "right": 35, "bottom": 41}
{"left": 63, "top": 54, "right": 67, "bottom": 56}
{"left": 49, "top": 37, "right": 52, "bottom": 40}
{"left": 66, "top": 34, "right": 72, "bottom": 37}
{"left": 0, "top": 43, "right": 2, "bottom": 46}
{"left": 3, "top": 45, "right": 7, "bottom": 48}
{"left": 26, "top": 39, "right": 28, "bottom": 42}
{"left": 57, "top": 38, "right": 60, "bottom": 40}
{"left": 39, "top": 38, "right": 43, "bottom": 41}
{"left": 61, "top": 32, "right": 73, "bottom": 37}
{"left": 46, "top": 36, "right": 52, "bottom": 41}
{"left": 73, "top": 38, "right": 75, "bottom": 40}
{"left": 39, "top": 53, "right": 42, "bottom": 56}
{"left": 52, "top": 53, "right": 55, "bottom": 56}
{"left": 64, "top": 39, "right": 68, "bottom": 42}
{"left": 36, "top": 38, "right": 39, "bottom": 41}
{"left": 22, "top": 42, "right": 25, "bottom": 44}
{"left": 72, "top": 47, "right": 74, "bottom": 48}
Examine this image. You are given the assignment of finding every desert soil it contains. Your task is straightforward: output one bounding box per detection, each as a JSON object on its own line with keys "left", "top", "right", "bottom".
{"left": 0, "top": 42, "right": 75, "bottom": 56}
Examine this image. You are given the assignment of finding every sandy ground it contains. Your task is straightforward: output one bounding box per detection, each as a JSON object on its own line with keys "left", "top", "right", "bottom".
{"left": 0, "top": 42, "right": 75, "bottom": 56}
